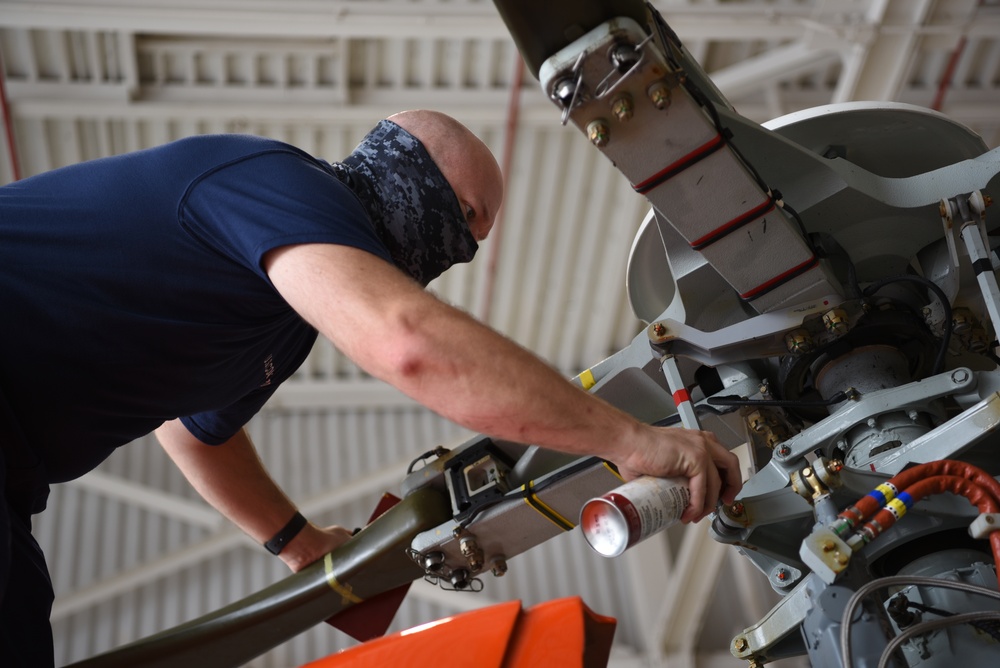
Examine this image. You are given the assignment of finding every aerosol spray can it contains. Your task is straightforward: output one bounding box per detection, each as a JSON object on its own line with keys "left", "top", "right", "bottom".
{"left": 580, "top": 476, "right": 690, "bottom": 557}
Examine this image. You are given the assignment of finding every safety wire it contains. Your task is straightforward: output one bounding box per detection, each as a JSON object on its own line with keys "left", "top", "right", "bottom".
{"left": 839, "top": 576, "right": 1000, "bottom": 668}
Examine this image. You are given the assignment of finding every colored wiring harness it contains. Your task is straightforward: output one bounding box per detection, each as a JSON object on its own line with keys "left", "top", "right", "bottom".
{"left": 830, "top": 459, "right": 1000, "bottom": 587}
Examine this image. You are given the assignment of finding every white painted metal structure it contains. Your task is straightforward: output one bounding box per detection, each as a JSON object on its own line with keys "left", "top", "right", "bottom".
{"left": 1, "top": 0, "right": 998, "bottom": 665}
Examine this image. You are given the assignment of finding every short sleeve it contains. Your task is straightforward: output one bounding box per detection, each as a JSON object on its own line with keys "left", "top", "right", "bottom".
{"left": 179, "top": 148, "right": 393, "bottom": 281}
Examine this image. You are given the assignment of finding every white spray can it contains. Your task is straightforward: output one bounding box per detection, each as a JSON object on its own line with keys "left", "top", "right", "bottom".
{"left": 580, "top": 476, "right": 691, "bottom": 557}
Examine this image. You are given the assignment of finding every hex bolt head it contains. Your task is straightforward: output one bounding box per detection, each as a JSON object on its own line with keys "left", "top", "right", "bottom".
{"left": 587, "top": 120, "right": 610, "bottom": 147}
{"left": 734, "top": 637, "right": 749, "bottom": 652}
{"left": 611, "top": 93, "right": 634, "bottom": 122}
{"left": 647, "top": 81, "right": 672, "bottom": 110}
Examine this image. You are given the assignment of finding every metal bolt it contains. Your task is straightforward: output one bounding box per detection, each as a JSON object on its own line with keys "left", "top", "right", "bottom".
{"left": 866, "top": 417, "right": 877, "bottom": 429}
{"left": 652, "top": 322, "right": 667, "bottom": 337}
{"left": 777, "top": 445, "right": 791, "bottom": 458}
{"left": 490, "top": 557, "right": 508, "bottom": 577}
{"left": 551, "top": 77, "right": 577, "bottom": 107}
{"left": 730, "top": 502, "right": 745, "bottom": 517}
{"left": 987, "top": 516, "right": 996, "bottom": 525}
{"left": 460, "top": 537, "right": 484, "bottom": 572}
{"left": 587, "top": 119, "right": 610, "bottom": 147}
{"left": 611, "top": 93, "right": 634, "bottom": 122}
{"left": 822, "top": 540, "right": 836, "bottom": 552}
{"left": 836, "top": 554, "right": 850, "bottom": 566}
{"left": 784, "top": 329, "right": 813, "bottom": 354}
{"left": 822, "top": 308, "right": 849, "bottom": 336}
{"left": 952, "top": 308, "right": 973, "bottom": 333}
{"left": 985, "top": 194, "right": 994, "bottom": 207}
{"left": 734, "top": 637, "right": 749, "bottom": 652}
{"left": 951, "top": 368, "right": 970, "bottom": 384}
{"left": 776, "top": 568, "right": 789, "bottom": 581}
{"left": 647, "top": 81, "right": 672, "bottom": 110}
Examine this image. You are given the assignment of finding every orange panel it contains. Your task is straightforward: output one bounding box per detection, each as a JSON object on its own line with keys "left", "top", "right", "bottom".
{"left": 302, "top": 600, "right": 523, "bottom": 668}
{"left": 302, "top": 598, "right": 616, "bottom": 668}
{"left": 502, "top": 597, "right": 616, "bottom": 668}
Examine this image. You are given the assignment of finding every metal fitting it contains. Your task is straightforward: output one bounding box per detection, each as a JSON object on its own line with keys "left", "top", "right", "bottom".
{"left": 611, "top": 93, "right": 634, "bottom": 122}
{"left": 489, "top": 557, "right": 508, "bottom": 578}
{"left": 647, "top": 81, "right": 671, "bottom": 110}
{"left": 652, "top": 322, "right": 667, "bottom": 337}
{"left": 746, "top": 410, "right": 769, "bottom": 433}
{"left": 822, "top": 308, "right": 849, "bottom": 336}
{"left": 587, "top": 120, "right": 610, "bottom": 147}
{"left": 784, "top": 328, "right": 813, "bottom": 354}
{"left": 422, "top": 551, "right": 446, "bottom": 573}
{"left": 734, "top": 637, "right": 748, "bottom": 652}
{"left": 551, "top": 77, "right": 577, "bottom": 107}
{"left": 460, "top": 537, "right": 484, "bottom": 572}
{"left": 952, "top": 307, "right": 974, "bottom": 333}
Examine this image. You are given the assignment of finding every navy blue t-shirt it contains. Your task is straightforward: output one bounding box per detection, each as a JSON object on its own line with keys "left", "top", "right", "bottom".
{"left": 0, "top": 135, "right": 393, "bottom": 483}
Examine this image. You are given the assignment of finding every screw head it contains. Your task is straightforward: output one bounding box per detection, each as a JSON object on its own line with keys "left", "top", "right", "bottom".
{"left": 647, "top": 81, "right": 672, "bottom": 110}
{"left": 611, "top": 94, "right": 634, "bottom": 122}
{"left": 587, "top": 120, "right": 610, "bottom": 147}
{"left": 734, "top": 637, "right": 748, "bottom": 652}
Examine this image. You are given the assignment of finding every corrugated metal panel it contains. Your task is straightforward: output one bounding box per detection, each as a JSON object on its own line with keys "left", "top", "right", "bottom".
{"left": 4, "top": 1, "right": 1000, "bottom": 666}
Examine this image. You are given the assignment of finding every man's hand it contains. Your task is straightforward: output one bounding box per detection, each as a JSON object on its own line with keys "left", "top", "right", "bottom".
{"left": 279, "top": 524, "right": 354, "bottom": 573}
{"left": 614, "top": 425, "right": 742, "bottom": 524}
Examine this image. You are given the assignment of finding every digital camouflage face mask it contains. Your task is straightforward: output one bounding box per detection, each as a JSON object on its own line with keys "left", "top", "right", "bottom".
{"left": 334, "top": 120, "right": 479, "bottom": 286}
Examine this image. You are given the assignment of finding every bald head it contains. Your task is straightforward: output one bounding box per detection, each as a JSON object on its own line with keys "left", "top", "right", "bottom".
{"left": 388, "top": 110, "right": 503, "bottom": 243}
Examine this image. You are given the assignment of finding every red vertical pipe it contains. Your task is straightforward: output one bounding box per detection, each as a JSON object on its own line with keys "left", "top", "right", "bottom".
{"left": 0, "top": 46, "right": 21, "bottom": 182}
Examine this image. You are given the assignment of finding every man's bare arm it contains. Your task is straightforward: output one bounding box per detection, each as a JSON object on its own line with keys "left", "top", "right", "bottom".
{"left": 155, "top": 419, "right": 351, "bottom": 571}
{"left": 264, "top": 243, "right": 741, "bottom": 522}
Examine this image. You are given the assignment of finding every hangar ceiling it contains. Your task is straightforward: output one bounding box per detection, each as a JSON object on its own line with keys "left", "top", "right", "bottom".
{"left": 1, "top": 1, "right": 999, "bottom": 666}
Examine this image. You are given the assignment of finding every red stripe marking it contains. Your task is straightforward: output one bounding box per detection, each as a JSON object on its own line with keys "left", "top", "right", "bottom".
{"left": 672, "top": 389, "right": 691, "bottom": 406}
{"left": 633, "top": 134, "right": 725, "bottom": 194}
{"left": 690, "top": 197, "right": 775, "bottom": 249}
{"left": 740, "top": 256, "right": 819, "bottom": 301}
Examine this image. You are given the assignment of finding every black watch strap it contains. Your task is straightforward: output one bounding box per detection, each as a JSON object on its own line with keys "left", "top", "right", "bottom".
{"left": 264, "top": 511, "right": 308, "bottom": 555}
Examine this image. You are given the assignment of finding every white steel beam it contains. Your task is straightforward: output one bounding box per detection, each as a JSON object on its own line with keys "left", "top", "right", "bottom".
{"left": 68, "top": 471, "right": 222, "bottom": 529}
{"left": 710, "top": 41, "right": 841, "bottom": 102}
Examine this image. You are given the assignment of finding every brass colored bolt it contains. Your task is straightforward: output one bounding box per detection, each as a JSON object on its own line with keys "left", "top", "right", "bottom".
{"left": 747, "top": 410, "right": 767, "bottom": 432}
{"left": 837, "top": 554, "right": 850, "bottom": 566}
{"left": 822, "top": 308, "right": 849, "bottom": 335}
{"left": 611, "top": 93, "right": 634, "bottom": 122}
{"left": 647, "top": 81, "right": 672, "bottom": 110}
{"left": 490, "top": 558, "right": 508, "bottom": 577}
{"left": 985, "top": 194, "right": 994, "bottom": 207}
{"left": 784, "top": 328, "right": 813, "bottom": 354}
{"left": 730, "top": 502, "right": 745, "bottom": 517}
{"left": 952, "top": 307, "right": 973, "bottom": 333}
{"left": 652, "top": 322, "right": 667, "bottom": 337}
{"left": 587, "top": 119, "right": 610, "bottom": 147}
{"left": 822, "top": 540, "right": 836, "bottom": 552}
{"left": 734, "top": 637, "right": 749, "bottom": 652}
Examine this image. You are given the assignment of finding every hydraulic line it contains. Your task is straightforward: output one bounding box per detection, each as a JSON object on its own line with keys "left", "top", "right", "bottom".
{"left": 829, "top": 461, "right": 1000, "bottom": 594}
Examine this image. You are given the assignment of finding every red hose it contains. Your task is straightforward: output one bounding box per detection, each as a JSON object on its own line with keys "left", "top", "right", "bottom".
{"left": 842, "top": 461, "right": 1000, "bottom": 589}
